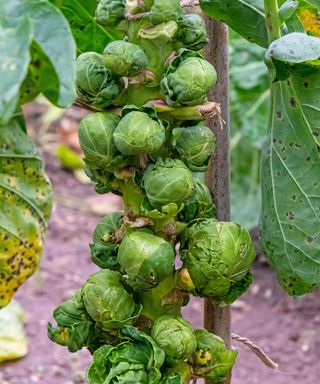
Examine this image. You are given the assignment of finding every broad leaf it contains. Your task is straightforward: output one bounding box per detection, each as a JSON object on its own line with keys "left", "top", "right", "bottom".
{"left": 0, "top": 0, "right": 76, "bottom": 108}
{"left": 280, "top": 0, "right": 320, "bottom": 35}
{"left": 261, "top": 56, "right": 320, "bottom": 295}
{"left": 246, "top": 0, "right": 265, "bottom": 11}
{"left": 265, "top": 33, "right": 320, "bottom": 83}
{"left": 199, "top": 0, "right": 268, "bottom": 47}
{"left": 0, "top": 300, "right": 28, "bottom": 362}
{"left": 0, "top": 19, "right": 33, "bottom": 125}
{"left": 297, "top": 2, "right": 320, "bottom": 37}
{"left": 51, "top": 0, "right": 123, "bottom": 54}
{"left": 0, "top": 119, "right": 52, "bottom": 308}
{"left": 266, "top": 32, "right": 320, "bottom": 67}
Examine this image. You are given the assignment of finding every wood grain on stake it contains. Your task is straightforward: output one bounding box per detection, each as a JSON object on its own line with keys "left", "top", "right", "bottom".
{"left": 204, "top": 16, "right": 232, "bottom": 384}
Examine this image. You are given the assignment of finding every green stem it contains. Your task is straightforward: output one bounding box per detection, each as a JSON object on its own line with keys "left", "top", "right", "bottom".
{"left": 139, "top": 276, "right": 183, "bottom": 321}
{"left": 264, "top": 0, "right": 281, "bottom": 43}
{"left": 121, "top": 178, "right": 145, "bottom": 216}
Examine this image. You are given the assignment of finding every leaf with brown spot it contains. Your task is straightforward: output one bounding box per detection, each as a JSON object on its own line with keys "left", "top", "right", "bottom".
{"left": 298, "top": 8, "right": 320, "bottom": 37}
{"left": 261, "top": 62, "right": 320, "bottom": 296}
{"left": 0, "top": 118, "right": 52, "bottom": 308}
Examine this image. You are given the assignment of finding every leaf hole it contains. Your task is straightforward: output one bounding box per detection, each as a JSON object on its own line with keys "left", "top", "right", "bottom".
{"left": 290, "top": 97, "right": 297, "bottom": 108}
{"left": 306, "top": 236, "right": 314, "bottom": 244}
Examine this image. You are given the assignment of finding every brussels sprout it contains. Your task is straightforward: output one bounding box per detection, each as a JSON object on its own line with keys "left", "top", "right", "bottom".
{"left": 82, "top": 270, "right": 141, "bottom": 331}
{"left": 118, "top": 231, "right": 175, "bottom": 291}
{"left": 151, "top": 316, "right": 197, "bottom": 365}
{"left": 95, "top": 0, "right": 125, "bottom": 26}
{"left": 177, "top": 14, "right": 209, "bottom": 50}
{"left": 88, "top": 326, "right": 165, "bottom": 384}
{"left": 161, "top": 362, "right": 192, "bottom": 383}
{"left": 161, "top": 51, "right": 217, "bottom": 106}
{"left": 143, "top": 158, "right": 195, "bottom": 209}
{"left": 126, "top": 0, "right": 146, "bottom": 15}
{"left": 191, "top": 329, "right": 237, "bottom": 383}
{"left": 179, "top": 178, "right": 216, "bottom": 223}
{"left": 90, "top": 211, "right": 124, "bottom": 270}
{"left": 180, "top": 219, "right": 256, "bottom": 301}
{"left": 103, "top": 41, "right": 148, "bottom": 77}
{"left": 148, "top": 0, "right": 184, "bottom": 25}
{"left": 113, "top": 111, "right": 166, "bottom": 156}
{"left": 171, "top": 125, "right": 216, "bottom": 171}
{"left": 48, "top": 290, "right": 94, "bottom": 352}
{"left": 78, "top": 112, "right": 129, "bottom": 172}
{"left": 76, "top": 52, "right": 123, "bottom": 108}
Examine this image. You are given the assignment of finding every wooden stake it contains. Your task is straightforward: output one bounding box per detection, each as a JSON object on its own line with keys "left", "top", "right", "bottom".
{"left": 204, "top": 17, "right": 232, "bottom": 384}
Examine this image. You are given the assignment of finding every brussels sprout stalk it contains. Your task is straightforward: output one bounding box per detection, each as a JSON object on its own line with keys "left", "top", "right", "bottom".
{"left": 137, "top": 21, "right": 179, "bottom": 84}
{"left": 116, "top": 174, "right": 145, "bottom": 216}
{"left": 48, "top": 3, "right": 253, "bottom": 384}
{"left": 139, "top": 276, "right": 186, "bottom": 321}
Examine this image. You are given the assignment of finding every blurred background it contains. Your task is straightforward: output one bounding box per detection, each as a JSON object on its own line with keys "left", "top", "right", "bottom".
{"left": 0, "top": 31, "right": 320, "bottom": 384}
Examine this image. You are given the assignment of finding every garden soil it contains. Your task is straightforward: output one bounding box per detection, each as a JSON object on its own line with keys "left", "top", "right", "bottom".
{"left": 0, "top": 108, "right": 320, "bottom": 384}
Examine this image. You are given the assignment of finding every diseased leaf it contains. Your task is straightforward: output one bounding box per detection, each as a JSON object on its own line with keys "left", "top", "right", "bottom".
{"left": 0, "top": 119, "right": 52, "bottom": 308}
{"left": 266, "top": 32, "right": 320, "bottom": 66}
{"left": 199, "top": 0, "right": 268, "bottom": 47}
{"left": 0, "top": 0, "right": 76, "bottom": 108}
{"left": 51, "top": 0, "right": 122, "bottom": 54}
{"left": 0, "top": 300, "right": 28, "bottom": 362}
{"left": 280, "top": 0, "right": 320, "bottom": 35}
{"left": 0, "top": 18, "right": 33, "bottom": 125}
{"left": 261, "top": 65, "right": 320, "bottom": 296}
{"left": 265, "top": 33, "right": 320, "bottom": 83}
{"left": 298, "top": 6, "right": 320, "bottom": 37}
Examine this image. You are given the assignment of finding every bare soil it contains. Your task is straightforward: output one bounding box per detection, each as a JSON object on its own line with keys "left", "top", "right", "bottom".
{"left": 1, "top": 108, "right": 320, "bottom": 384}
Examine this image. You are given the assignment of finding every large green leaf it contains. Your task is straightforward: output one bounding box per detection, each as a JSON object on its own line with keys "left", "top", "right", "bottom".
{"left": 199, "top": 0, "right": 268, "bottom": 47}
{"left": 0, "top": 119, "right": 52, "bottom": 308}
{"left": 265, "top": 32, "right": 320, "bottom": 82}
{"left": 51, "top": 0, "right": 122, "bottom": 54}
{"left": 0, "top": 19, "right": 33, "bottom": 125}
{"left": 261, "top": 33, "right": 320, "bottom": 295}
{"left": 0, "top": 0, "right": 76, "bottom": 109}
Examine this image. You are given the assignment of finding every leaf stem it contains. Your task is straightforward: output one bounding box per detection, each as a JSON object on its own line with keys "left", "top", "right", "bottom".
{"left": 264, "top": 0, "right": 281, "bottom": 43}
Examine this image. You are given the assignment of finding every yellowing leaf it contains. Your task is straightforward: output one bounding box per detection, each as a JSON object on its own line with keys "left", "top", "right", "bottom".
{"left": 0, "top": 300, "right": 28, "bottom": 363}
{"left": 0, "top": 119, "right": 52, "bottom": 308}
{"left": 298, "top": 8, "right": 320, "bottom": 37}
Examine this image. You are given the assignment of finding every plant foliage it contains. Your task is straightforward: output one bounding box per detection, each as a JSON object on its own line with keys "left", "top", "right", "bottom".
{"left": 202, "top": 0, "right": 320, "bottom": 296}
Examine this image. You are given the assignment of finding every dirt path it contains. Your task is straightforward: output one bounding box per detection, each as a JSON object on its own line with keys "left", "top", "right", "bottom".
{"left": 1, "top": 156, "right": 319, "bottom": 384}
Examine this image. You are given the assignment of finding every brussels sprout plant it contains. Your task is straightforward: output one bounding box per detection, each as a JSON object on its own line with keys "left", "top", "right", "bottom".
{"left": 45, "top": 1, "right": 256, "bottom": 383}
{"left": 33, "top": 2, "right": 250, "bottom": 382}
{"left": 3, "top": 0, "right": 320, "bottom": 382}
